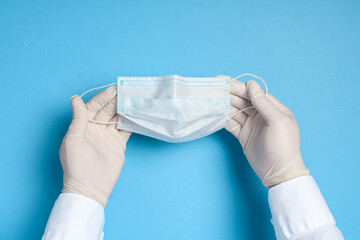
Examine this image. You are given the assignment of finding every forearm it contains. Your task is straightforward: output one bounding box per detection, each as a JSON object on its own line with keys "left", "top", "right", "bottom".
{"left": 268, "top": 176, "right": 343, "bottom": 240}
{"left": 42, "top": 193, "right": 105, "bottom": 240}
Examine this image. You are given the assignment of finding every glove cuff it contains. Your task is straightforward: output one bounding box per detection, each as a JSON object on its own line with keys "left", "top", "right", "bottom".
{"left": 262, "top": 168, "right": 310, "bottom": 187}
{"left": 62, "top": 181, "right": 108, "bottom": 208}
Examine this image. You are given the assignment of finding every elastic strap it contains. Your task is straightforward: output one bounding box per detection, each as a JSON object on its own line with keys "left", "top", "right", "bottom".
{"left": 231, "top": 73, "right": 268, "bottom": 94}
{"left": 80, "top": 82, "right": 118, "bottom": 125}
{"left": 228, "top": 73, "right": 268, "bottom": 132}
{"left": 89, "top": 120, "right": 118, "bottom": 124}
{"left": 80, "top": 82, "right": 117, "bottom": 98}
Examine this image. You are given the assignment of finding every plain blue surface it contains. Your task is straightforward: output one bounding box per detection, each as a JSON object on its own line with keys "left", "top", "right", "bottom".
{"left": 0, "top": 0, "right": 359, "bottom": 239}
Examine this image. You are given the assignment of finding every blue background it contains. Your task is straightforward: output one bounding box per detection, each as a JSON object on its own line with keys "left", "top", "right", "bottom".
{"left": 0, "top": 0, "right": 359, "bottom": 239}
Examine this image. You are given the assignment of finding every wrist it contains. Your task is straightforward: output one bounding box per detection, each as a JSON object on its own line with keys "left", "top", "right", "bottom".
{"left": 263, "top": 167, "right": 310, "bottom": 188}
{"left": 62, "top": 181, "right": 108, "bottom": 208}
{"left": 267, "top": 171, "right": 310, "bottom": 189}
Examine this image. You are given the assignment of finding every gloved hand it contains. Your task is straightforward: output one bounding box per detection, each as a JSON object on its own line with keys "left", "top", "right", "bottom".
{"left": 226, "top": 79, "right": 309, "bottom": 187}
{"left": 60, "top": 86, "right": 131, "bottom": 207}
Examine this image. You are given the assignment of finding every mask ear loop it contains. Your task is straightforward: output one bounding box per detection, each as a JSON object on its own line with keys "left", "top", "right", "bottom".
{"left": 228, "top": 74, "right": 268, "bottom": 132}
{"left": 80, "top": 82, "right": 117, "bottom": 98}
{"left": 79, "top": 83, "right": 118, "bottom": 125}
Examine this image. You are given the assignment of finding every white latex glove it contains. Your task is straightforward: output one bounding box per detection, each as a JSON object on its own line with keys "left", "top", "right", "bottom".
{"left": 226, "top": 79, "right": 309, "bottom": 187}
{"left": 60, "top": 86, "right": 131, "bottom": 207}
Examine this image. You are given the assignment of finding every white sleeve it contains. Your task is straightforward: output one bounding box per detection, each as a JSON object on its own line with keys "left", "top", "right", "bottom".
{"left": 268, "top": 176, "right": 344, "bottom": 240}
{"left": 42, "top": 193, "right": 105, "bottom": 240}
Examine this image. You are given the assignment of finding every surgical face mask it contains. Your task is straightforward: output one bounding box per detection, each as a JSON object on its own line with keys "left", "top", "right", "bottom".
{"left": 80, "top": 74, "right": 267, "bottom": 143}
{"left": 116, "top": 75, "right": 231, "bottom": 142}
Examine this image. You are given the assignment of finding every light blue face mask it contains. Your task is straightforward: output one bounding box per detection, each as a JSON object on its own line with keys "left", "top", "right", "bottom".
{"left": 115, "top": 75, "right": 231, "bottom": 143}
{"left": 80, "top": 74, "right": 267, "bottom": 143}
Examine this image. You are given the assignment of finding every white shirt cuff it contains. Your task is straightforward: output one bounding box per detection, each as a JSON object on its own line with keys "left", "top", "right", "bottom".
{"left": 43, "top": 193, "right": 105, "bottom": 240}
{"left": 268, "top": 176, "right": 338, "bottom": 240}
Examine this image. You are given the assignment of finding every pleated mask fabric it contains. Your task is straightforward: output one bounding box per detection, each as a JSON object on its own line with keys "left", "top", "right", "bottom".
{"left": 116, "top": 75, "right": 231, "bottom": 143}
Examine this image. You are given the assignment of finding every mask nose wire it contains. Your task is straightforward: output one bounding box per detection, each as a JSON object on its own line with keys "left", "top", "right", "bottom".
{"left": 228, "top": 74, "right": 268, "bottom": 132}
{"left": 79, "top": 82, "right": 118, "bottom": 125}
